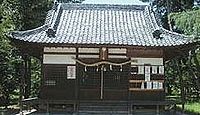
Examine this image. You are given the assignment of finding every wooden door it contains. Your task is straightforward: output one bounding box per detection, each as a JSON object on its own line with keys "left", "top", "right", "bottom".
{"left": 103, "top": 65, "right": 129, "bottom": 100}
{"left": 78, "top": 64, "right": 101, "bottom": 100}
{"left": 78, "top": 59, "right": 130, "bottom": 100}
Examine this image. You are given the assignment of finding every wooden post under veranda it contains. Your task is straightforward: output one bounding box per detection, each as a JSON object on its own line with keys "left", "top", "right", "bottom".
{"left": 175, "top": 59, "right": 186, "bottom": 113}
{"left": 180, "top": 77, "right": 186, "bottom": 113}
{"left": 19, "top": 61, "right": 25, "bottom": 115}
{"left": 19, "top": 54, "right": 31, "bottom": 114}
{"left": 23, "top": 55, "right": 31, "bottom": 99}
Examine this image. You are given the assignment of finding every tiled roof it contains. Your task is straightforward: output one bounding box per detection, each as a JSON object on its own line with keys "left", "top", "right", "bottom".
{"left": 10, "top": 3, "right": 196, "bottom": 47}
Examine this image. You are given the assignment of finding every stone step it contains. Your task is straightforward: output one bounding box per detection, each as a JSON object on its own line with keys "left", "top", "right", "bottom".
{"left": 79, "top": 101, "right": 128, "bottom": 106}
{"left": 79, "top": 110, "right": 129, "bottom": 114}
{"left": 79, "top": 106, "right": 128, "bottom": 111}
{"left": 79, "top": 103, "right": 128, "bottom": 106}
{"left": 78, "top": 101, "right": 129, "bottom": 114}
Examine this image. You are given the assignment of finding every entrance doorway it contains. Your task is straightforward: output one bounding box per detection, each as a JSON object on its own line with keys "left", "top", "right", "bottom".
{"left": 78, "top": 58, "right": 130, "bottom": 100}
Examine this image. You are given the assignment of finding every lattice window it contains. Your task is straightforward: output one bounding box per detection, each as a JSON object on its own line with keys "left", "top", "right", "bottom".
{"left": 45, "top": 80, "right": 56, "bottom": 86}
{"left": 80, "top": 66, "right": 100, "bottom": 87}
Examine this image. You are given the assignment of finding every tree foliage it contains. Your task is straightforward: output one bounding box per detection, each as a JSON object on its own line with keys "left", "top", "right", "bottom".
{"left": 166, "top": 9, "right": 200, "bottom": 100}
{"left": 0, "top": 0, "right": 22, "bottom": 106}
{"left": 151, "top": 0, "right": 200, "bottom": 101}
{"left": 152, "top": 0, "right": 194, "bottom": 29}
{"left": 166, "top": 52, "right": 200, "bottom": 99}
{"left": 0, "top": 0, "right": 52, "bottom": 106}
{"left": 18, "top": 0, "right": 53, "bottom": 30}
{"left": 170, "top": 9, "right": 200, "bottom": 36}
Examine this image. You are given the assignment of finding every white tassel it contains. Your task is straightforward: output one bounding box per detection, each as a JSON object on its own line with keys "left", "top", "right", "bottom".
{"left": 110, "top": 65, "right": 112, "bottom": 71}
{"left": 85, "top": 66, "right": 87, "bottom": 72}
{"left": 141, "top": 82, "right": 144, "bottom": 89}
{"left": 104, "top": 67, "right": 106, "bottom": 71}
{"left": 96, "top": 66, "right": 99, "bottom": 72}
{"left": 120, "top": 65, "right": 123, "bottom": 71}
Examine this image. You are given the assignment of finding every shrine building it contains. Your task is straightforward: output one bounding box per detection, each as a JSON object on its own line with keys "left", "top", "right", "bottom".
{"left": 9, "top": 0, "right": 198, "bottom": 114}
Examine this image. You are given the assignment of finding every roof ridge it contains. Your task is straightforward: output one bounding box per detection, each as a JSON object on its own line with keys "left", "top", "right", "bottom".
{"left": 45, "top": 3, "right": 63, "bottom": 37}
{"left": 9, "top": 24, "right": 49, "bottom": 38}
{"left": 48, "top": 3, "right": 63, "bottom": 30}
{"left": 160, "top": 27, "right": 199, "bottom": 43}
{"left": 143, "top": 5, "right": 159, "bottom": 31}
{"left": 57, "top": 0, "right": 82, "bottom": 3}
{"left": 61, "top": 3, "right": 147, "bottom": 11}
{"left": 9, "top": 3, "right": 63, "bottom": 38}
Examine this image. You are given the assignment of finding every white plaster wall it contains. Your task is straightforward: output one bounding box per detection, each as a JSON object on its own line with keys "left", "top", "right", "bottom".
{"left": 43, "top": 54, "right": 76, "bottom": 64}
{"left": 79, "top": 48, "right": 99, "bottom": 53}
{"left": 44, "top": 47, "right": 76, "bottom": 53}
{"left": 131, "top": 58, "right": 163, "bottom": 65}
{"left": 108, "top": 48, "right": 127, "bottom": 54}
{"left": 108, "top": 55, "right": 127, "bottom": 58}
{"left": 78, "top": 55, "right": 99, "bottom": 58}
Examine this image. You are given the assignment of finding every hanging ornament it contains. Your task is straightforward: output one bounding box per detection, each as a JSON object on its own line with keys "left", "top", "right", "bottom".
{"left": 110, "top": 65, "right": 112, "bottom": 71}
{"left": 85, "top": 66, "right": 87, "bottom": 72}
{"left": 96, "top": 66, "right": 99, "bottom": 72}
{"left": 101, "top": 66, "right": 104, "bottom": 71}
{"left": 104, "top": 67, "right": 106, "bottom": 71}
{"left": 120, "top": 65, "right": 123, "bottom": 71}
{"left": 141, "top": 82, "right": 144, "bottom": 89}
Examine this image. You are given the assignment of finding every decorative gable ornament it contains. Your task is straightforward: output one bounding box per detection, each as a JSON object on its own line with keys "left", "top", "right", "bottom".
{"left": 46, "top": 28, "right": 56, "bottom": 38}
{"left": 152, "top": 29, "right": 162, "bottom": 39}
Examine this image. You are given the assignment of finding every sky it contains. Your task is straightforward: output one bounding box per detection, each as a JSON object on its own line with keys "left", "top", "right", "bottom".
{"left": 82, "top": 0, "right": 150, "bottom": 5}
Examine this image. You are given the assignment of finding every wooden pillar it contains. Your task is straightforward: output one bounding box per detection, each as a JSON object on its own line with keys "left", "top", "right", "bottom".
{"left": 19, "top": 62, "right": 25, "bottom": 115}
{"left": 128, "top": 62, "right": 131, "bottom": 114}
{"left": 100, "top": 65, "right": 104, "bottom": 100}
{"left": 100, "top": 47, "right": 108, "bottom": 60}
{"left": 132, "top": 105, "right": 136, "bottom": 114}
{"left": 22, "top": 54, "right": 31, "bottom": 99}
{"left": 179, "top": 65, "right": 185, "bottom": 113}
{"left": 46, "top": 102, "right": 49, "bottom": 114}
{"left": 75, "top": 47, "right": 79, "bottom": 113}
{"left": 156, "top": 105, "right": 159, "bottom": 115}
{"left": 26, "top": 56, "right": 31, "bottom": 98}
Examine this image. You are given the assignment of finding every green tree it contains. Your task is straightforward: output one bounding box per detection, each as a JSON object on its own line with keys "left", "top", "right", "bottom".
{"left": 0, "top": 0, "right": 22, "bottom": 106}
{"left": 0, "top": 0, "right": 51, "bottom": 106}
{"left": 152, "top": 0, "right": 194, "bottom": 30}
{"left": 18, "top": 0, "right": 53, "bottom": 30}
{"left": 170, "top": 9, "right": 200, "bottom": 36}
{"left": 166, "top": 9, "right": 200, "bottom": 101}
{"left": 152, "top": 0, "right": 199, "bottom": 103}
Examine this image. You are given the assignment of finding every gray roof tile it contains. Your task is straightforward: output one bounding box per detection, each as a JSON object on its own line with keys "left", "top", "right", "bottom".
{"left": 10, "top": 3, "right": 196, "bottom": 47}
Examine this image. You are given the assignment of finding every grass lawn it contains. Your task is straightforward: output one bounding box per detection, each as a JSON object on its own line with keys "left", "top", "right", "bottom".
{"left": 185, "top": 102, "right": 200, "bottom": 113}
{"left": 178, "top": 102, "right": 200, "bottom": 114}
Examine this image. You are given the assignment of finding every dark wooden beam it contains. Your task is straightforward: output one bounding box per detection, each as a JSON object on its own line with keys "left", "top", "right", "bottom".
{"left": 127, "top": 48, "right": 164, "bottom": 58}
{"left": 163, "top": 43, "right": 197, "bottom": 61}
